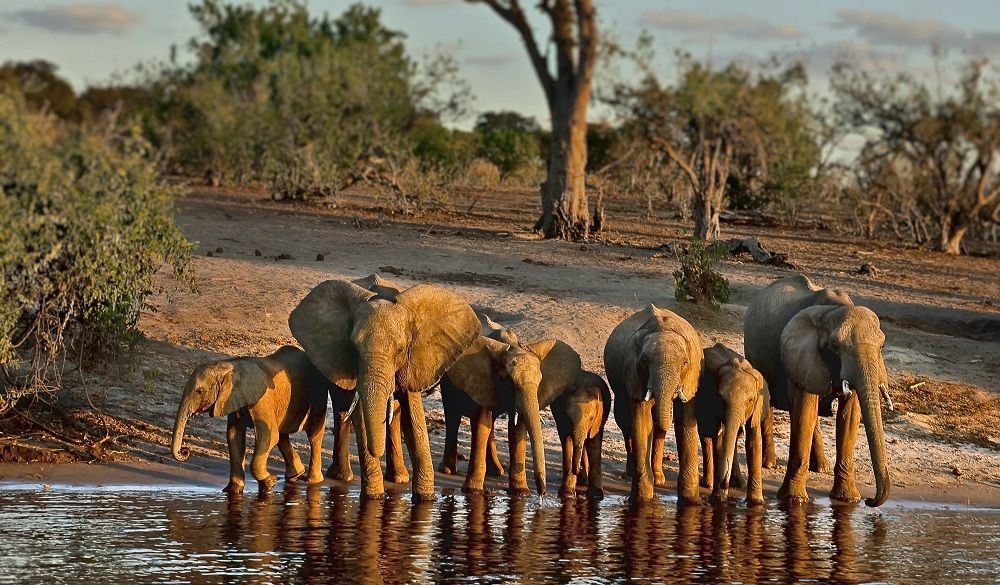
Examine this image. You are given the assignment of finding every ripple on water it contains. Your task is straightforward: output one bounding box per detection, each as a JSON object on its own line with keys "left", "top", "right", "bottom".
{"left": 0, "top": 485, "right": 998, "bottom": 583}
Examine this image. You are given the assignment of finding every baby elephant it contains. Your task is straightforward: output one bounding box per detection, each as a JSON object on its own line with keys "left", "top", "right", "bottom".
{"left": 551, "top": 371, "right": 611, "bottom": 498}
{"left": 695, "top": 343, "right": 767, "bottom": 504}
{"left": 171, "top": 345, "right": 329, "bottom": 494}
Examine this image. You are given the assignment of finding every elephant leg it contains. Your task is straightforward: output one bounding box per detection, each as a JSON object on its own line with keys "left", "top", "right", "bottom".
{"left": 399, "top": 390, "right": 435, "bottom": 501}
{"left": 809, "top": 420, "right": 830, "bottom": 473}
{"left": 830, "top": 393, "right": 862, "bottom": 503}
{"left": 305, "top": 411, "right": 326, "bottom": 484}
{"left": 778, "top": 390, "right": 818, "bottom": 503}
{"left": 328, "top": 411, "right": 354, "bottom": 482}
{"left": 651, "top": 428, "right": 668, "bottom": 487}
{"left": 559, "top": 433, "right": 577, "bottom": 498}
{"left": 485, "top": 426, "right": 506, "bottom": 477}
{"left": 351, "top": 404, "right": 384, "bottom": 499}
{"left": 437, "top": 406, "right": 461, "bottom": 475}
{"left": 630, "top": 400, "right": 655, "bottom": 502}
{"left": 676, "top": 401, "right": 702, "bottom": 506}
{"left": 761, "top": 405, "right": 778, "bottom": 469}
{"left": 507, "top": 415, "right": 530, "bottom": 495}
{"left": 250, "top": 422, "right": 279, "bottom": 493}
{"left": 278, "top": 433, "right": 306, "bottom": 481}
{"left": 224, "top": 413, "right": 247, "bottom": 494}
{"left": 584, "top": 431, "right": 605, "bottom": 500}
{"left": 730, "top": 427, "right": 746, "bottom": 489}
{"left": 386, "top": 400, "right": 411, "bottom": 484}
{"left": 463, "top": 407, "right": 492, "bottom": 493}
{"left": 745, "top": 423, "right": 765, "bottom": 505}
{"left": 700, "top": 435, "right": 714, "bottom": 490}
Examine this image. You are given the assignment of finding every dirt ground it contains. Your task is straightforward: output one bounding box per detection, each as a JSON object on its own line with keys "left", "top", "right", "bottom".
{"left": 3, "top": 183, "right": 999, "bottom": 507}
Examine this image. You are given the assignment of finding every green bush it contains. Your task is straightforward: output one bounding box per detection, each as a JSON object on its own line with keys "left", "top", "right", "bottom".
{"left": 672, "top": 240, "right": 731, "bottom": 309}
{"left": 0, "top": 89, "right": 193, "bottom": 408}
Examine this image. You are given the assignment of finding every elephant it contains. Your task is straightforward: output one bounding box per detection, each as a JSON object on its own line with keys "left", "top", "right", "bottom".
{"left": 326, "top": 389, "right": 409, "bottom": 484}
{"left": 604, "top": 304, "right": 704, "bottom": 503}
{"left": 171, "top": 345, "right": 328, "bottom": 494}
{"left": 438, "top": 375, "right": 508, "bottom": 478}
{"left": 550, "top": 370, "right": 611, "bottom": 498}
{"left": 288, "top": 274, "right": 481, "bottom": 500}
{"left": 744, "top": 274, "right": 892, "bottom": 507}
{"left": 442, "top": 326, "right": 586, "bottom": 496}
{"left": 694, "top": 343, "right": 766, "bottom": 505}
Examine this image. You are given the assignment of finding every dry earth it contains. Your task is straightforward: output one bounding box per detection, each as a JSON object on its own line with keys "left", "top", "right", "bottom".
{"left": 3, "top": 183, "right": 999, "bottom": 507}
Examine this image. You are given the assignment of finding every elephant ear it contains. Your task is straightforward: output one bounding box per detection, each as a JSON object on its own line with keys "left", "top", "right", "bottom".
{"left": 395, "top": 284, "right": 481, "bottom": 392}
{"left": 622, "top": 332, "right": 647, "bottom": 401}
{"left": 445, "top": 336, "right": 508, "bottom": 409}
{"left": 212, "top": 360, "right": 271, "bottom": 417}
{"left": 673, "top": 324, "right": 704, "bottom": 402}
{"left": 702, "top": 343, "right": 734, "bottom": 376}
{"left": 527, "top": 339, "right": 583, "bottom": 406}
{"left": 289, "top": 280, "right": 375, "bottom": 390}
{"left": 353, "top": 273, "right": 403, "bottom": 300}
{"left": 780, "top": 306, "right": 833, "bottom": 394}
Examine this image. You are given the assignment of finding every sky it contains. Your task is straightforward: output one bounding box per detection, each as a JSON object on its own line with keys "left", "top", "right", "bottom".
{"left": 2, "top": 1, "right": 1000, "bottom": 128}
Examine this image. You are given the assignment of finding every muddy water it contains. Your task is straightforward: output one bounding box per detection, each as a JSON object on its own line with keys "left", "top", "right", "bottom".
{"left": 0, "top": 485, "right": 997, "bottom": 584}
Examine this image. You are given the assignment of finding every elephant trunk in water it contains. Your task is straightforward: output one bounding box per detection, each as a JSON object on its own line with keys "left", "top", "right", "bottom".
{"left": 358, "top": 358, "right": 396, "bottom": 460}
{"left": 855, "top": 356, "right": 890, "bottom": 507}
{"left": 171, "top": 398, "right": 195, "bottom": 462}
{"left": 717, "top": 410, "right": 744, "bottom": 495}
{"left": 517, "top": 390, "right": 547, "bottom": 495}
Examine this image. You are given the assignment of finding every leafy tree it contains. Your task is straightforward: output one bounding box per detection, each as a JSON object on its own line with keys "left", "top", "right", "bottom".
{"left": 0, "top": 88, "right": 192, "bottom": 407}
{"left": 833, "top": 56, "right": 1000, "bottom": 255}
{"left": 473, "top": 110, "right": 540, "bottom": 178}
{"left": 0, "top": 60, "right": 78, "bottom": 120}
{"left": 609, "top": 52, "right": 820, "bottom": 240}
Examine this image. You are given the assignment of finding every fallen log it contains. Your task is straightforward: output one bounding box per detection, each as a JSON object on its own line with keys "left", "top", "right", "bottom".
{"left": 719, "top": 210, "right": 779, "bottom": 227}
{"left": 726, "top": 237, "right": 795, "bottom": 268}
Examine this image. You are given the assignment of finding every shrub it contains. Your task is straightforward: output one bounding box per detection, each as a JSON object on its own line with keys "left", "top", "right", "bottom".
{"left": 0, "top": 89, "right": 193, "bottom": 410}
{"left": 672, "top": 240, "right": 731, "bottom": 309}
{"left": 463, "top": 158, "right": 501, "bottom": 187}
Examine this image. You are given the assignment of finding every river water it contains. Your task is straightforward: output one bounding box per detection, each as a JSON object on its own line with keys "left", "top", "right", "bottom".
{"left": 0, "top": 484, "right": 997, "bottom": 584}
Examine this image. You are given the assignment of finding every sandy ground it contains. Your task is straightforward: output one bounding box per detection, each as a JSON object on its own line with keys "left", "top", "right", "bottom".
{"left": 2, "top": 184, "right": 999, "bottom": 507}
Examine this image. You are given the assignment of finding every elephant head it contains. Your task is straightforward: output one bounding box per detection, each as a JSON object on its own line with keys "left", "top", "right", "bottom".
{"left": 289, "top": 278, "right": 479, "bottom": 462}
{"left": 172, "top": 359, "right": 270, "bottom": 461}
{"left": 623, "top": 307, "right": 703, "bottom": 433}
{"left": 704, "top": 344, "right": 764, "bottom": 496}
{"left": 564, "top": 384, "right": 603, "bottom": 475}
{"left": 780, "top": 305, "right": 891, "bottom": 507}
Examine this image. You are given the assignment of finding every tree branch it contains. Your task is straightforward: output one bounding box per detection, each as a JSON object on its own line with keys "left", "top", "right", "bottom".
{"left": 472, "top": 0, "right": 555, "bottom": 98}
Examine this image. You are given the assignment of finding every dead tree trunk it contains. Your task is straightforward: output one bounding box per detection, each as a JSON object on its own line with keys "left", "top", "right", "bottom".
{"left": 472, "top": 0, "right": 597, "bottom": 240}
{"left": 654, "top": 135, "right": 732, "bottom": 242}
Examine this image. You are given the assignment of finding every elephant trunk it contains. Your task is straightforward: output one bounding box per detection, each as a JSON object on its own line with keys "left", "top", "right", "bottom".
{"left": 517, "top": 390, "right": 547, "bottom": 495}
{"left": 171, "top": 398, "right": 194, "bottom": 462}
{"left": 716, "top": 410, "right": 744, "bottom": 496}
{"left": 571, "top": 424, "right": 588, "bottom": 476}
{"left": 650, "top": 369, "right": 680, "bottom": 433}
{"left": 358, "top": 360, "right": 395, "bottom": 460}
{"left": 858, "top": 375, "right": 890, "bottom": 507}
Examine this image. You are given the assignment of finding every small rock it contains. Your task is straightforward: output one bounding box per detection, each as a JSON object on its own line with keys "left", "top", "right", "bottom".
{"left": 951, "top": 465, "right": 964, "bottom": 477}
{"left": 858, "top": 262, "right": 880, "bottom": 277}
{"left": 206, "top": 251, "right": 214, "bottom": 257}
{"left": 215, "top": 246, "right": 224, "bottom": 253}
{"left": 316, "top": 253, "right": 325, "bottom": 261}
{"left": 254, "top": 249, "right": 262, "bottom": 257}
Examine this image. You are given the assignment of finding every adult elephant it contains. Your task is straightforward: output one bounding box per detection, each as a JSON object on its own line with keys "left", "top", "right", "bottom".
{"left": 604, "top": 304, "right": 704, "bottom": 503}
{"left": 289, "top": 276, "right": 480, "bottom": 500}
{"left": 744, "top": 274, "right": 891, "bottom": 507}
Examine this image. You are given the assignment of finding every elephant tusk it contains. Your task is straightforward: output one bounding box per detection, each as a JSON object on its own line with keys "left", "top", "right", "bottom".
{"left": 643, "top": 388, "right": 654, "bottom": 402}
{"left": 841, "top": 380, "right": 853, "bottom": 398}
{"left": 387, "top": 396, "right": 395, "bottom": 426}
{"left": 345, "top": 392, "right": 360, "bottom": 418}
{"left": 675, "top": 386, "right": 688, "bottom": 402}
{"left": 880, "top": 384, "right": 894, "bottom": 412}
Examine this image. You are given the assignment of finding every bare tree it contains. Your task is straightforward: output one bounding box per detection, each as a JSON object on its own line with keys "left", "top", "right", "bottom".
{"left": 468, "top": 0, "right": 597, "bottom": 239}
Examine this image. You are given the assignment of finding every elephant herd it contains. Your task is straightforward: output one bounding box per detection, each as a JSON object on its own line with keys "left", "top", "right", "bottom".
{"left": 172, "top": 272, "right": 892, "bottom": 508}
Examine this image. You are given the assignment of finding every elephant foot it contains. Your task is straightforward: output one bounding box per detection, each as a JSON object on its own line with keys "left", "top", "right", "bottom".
{"left": 256, "top": 474, "right": 278, "bottom": 494}
{"left": 437, "top": 463, "right": 456, "bottom": 475}
{"left": 391, "top": 471, "right": 411, "bottom": 484}
{"left": 708, "top": 493, "right": 729, "bottom": 506}
{"left": 412, "top": 491, "right": 436, "bottom": 503}
{"left": 779, "top": 494, "right": 810, "bottom": 507}
{"left": 326, "top": 464, "right": 354, "bottom": 482}
{"left": 586, "top": 485, "right": 605, "bottom": 500}
{"left": 653, "top": 472, "right": 668, "bottom": 488}
{"left": 362, "top": 489, "right": 386, "bottom": 500}
{"left": 285, "top": 469, "right": 305, "bottom": 483}
{"left": 458, "top": 453, "right": 469, "bottom": 462}
{"left": 700, "top": 477, "right": 713, "bottom": 490}
{"left": 223, "top": 480, "right": 245, "bottom": 495}
{"left": 461, "top": 483, "right": 485, "bottom": 495}
{"left": 829, "top": 481, "right": 862, "bottom": 503}
{"left": 745, "top": 496, "right": 766, "bottom": 506}
{"left": 763, "top": 456, "right": 778, "bottom": 470}
{"left": 485, "top": 462, "right": 506, "bottom": 477}
{"left": 678, "top": 493, "right": 704, "bottom": 507}
{"left": 559, "top": 484, "right": 577, "bottom": 499}
{"left": 306, "top": 470, "right": 325, "bottom": 484}
{"left": 809, "top": 458, "right": 830, "bottom": 474}
{"left": 508, "top": 485, "right": 531, "bottom": 498}
{"left": 630, "top": 481, "right": 655, "bottom": 503}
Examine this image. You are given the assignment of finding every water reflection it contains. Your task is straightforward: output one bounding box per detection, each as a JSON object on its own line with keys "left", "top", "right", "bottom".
{"left": 0, "top": 486, "right": 997, "bottom": 583}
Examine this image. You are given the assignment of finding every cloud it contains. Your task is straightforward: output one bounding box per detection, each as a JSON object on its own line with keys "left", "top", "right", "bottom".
{"left": 402, "top": 0, "right": 463, "bottom": 7}
{"left": 464, "top": 53, "right": 521, "bottom": 67}
{"left": 782, "top": 41, "right": 904, "bottom": 76}
{"left": 11, "top": 3, "right": 142, "bottom": 35}
{"left": 834, "top": 10, "right": 965, "bottom": 48}
{"left": 641, "top": 10, "right": 804, "bottom": 41}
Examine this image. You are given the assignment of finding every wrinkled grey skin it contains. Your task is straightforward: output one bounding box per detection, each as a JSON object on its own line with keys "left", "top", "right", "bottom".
{"left": 744, "top": 274, "right": 891, "bottom": 507}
